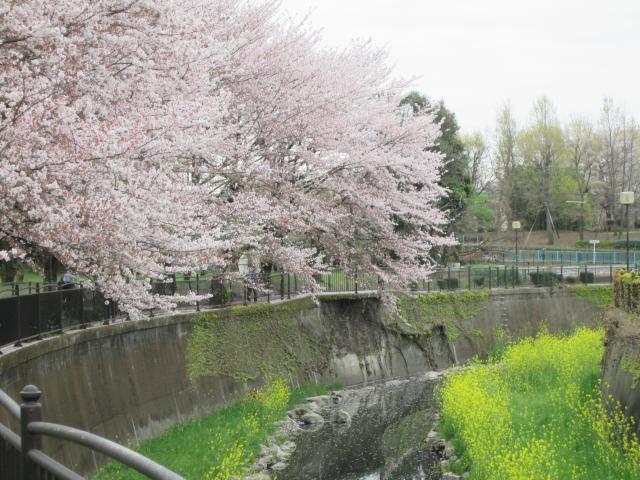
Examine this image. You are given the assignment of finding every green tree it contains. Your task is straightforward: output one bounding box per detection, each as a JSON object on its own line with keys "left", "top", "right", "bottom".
{"left": 493, "top": 104, "right": 519, "bottom": 231}
{"left": 565, "top": 118, "right": 600, "bottom": 239}
{"left": 518, "top": 97, "right": 565, "bottom": 245}
{"left": 400, "top": 92, "right": 472, "bottom": 229}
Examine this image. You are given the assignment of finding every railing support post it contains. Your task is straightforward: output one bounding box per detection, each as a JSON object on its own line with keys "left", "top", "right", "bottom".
{"left": 14, "top": 285, "right": 22, "bottom": 347}
{"left": 20, "top": 385, "right": 42, "bottom": 480}
{"left": 280, "top": 273, "right": 284, "bottom": 300}
{"left": 196, "top": 274, "right": 200, "bottom": 312}
{"left": 355, "top": 269, "right": 358, "bottom": 295}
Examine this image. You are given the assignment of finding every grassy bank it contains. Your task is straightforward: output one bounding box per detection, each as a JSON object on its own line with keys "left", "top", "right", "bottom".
{"left": 438, "top": 328, "right": 640, "bottom": 479}
{"left": 95, "top": 381, "right": 334, "bottom": 480}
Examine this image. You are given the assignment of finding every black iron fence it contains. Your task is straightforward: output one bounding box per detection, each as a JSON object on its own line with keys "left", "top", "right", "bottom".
{"left": 419, "top": 264, "right": 616, "bottom": 291}
{"left": 0, "top": 265, "right": 616, "bottom": 352}
{"left": 317, "top": 265, "right": 615, "bottom": 293}
{"left": 0, "top": 285, "right": 115, "bottom": 350}
{"left": 0, "top": 385, "right": 183, "bottom": 479}
{"left": 0, "top": 272, "right": 314, "bottom": 351}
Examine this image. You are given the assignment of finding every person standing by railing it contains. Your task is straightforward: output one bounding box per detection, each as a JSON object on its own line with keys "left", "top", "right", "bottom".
{"left": 58, "top": 271, "right": 76, "bottom": 290}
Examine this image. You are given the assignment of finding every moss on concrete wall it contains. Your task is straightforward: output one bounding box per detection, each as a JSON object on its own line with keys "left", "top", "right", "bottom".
{"left": 621, "top": 353, "right": 640, "bottom": 390}
{"left": 569, "top": 285, "right": 613, "bottom": 308}
{"left": 186, "top": 297, "right": 330, "bottom": 382}
{"left": 395, "top": 291, "right": 490, "bottom": 341}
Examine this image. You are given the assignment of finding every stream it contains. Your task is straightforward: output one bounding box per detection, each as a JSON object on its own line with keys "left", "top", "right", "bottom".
{"left": 274, "top": 372, "right": 444, "bottom": 480}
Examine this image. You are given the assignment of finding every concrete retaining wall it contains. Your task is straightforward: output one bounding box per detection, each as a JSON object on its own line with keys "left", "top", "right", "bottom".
{"left": 0, "top": 288, "right": 603, "bottom": 476}
{"left": 601, "top": 308, "right": 640, "bottom": 436}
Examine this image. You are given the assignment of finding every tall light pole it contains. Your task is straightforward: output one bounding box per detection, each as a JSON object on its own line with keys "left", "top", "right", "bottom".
{"left": 620, "top": 192, "right": 635, "bottom": 271}
{"left": 512, "top": 221, "right": 521, "bottom": 281}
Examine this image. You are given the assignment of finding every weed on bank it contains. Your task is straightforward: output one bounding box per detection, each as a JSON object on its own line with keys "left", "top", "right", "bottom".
{"left": 95, "top": 380, "right": 332, "bottom": 479}
{"left": 438, "top": 328, "right": 640, "bottom": 479}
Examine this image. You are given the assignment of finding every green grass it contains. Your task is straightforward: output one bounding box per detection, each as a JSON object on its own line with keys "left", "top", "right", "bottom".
{"left": 569, "top": 285, "right": 613, "bottom": 308}
{"left": 0, "top": 266, "right": 56, "bottom": 285}
{"left": 94, "top": 381, "right": 336, "bottom": 480}
{"left": 438, "top": 328, "right": 640, "bottom": 479}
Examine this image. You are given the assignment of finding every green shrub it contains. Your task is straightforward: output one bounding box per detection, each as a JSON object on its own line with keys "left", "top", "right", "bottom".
{"left": 437, "top": 278, "right": 459, "bottom": 290}
{"left": 529, "top": 271, "right": 562, "bottom": 286}
{"left": 579, "top": 271, "right": 595, "bottom": 284}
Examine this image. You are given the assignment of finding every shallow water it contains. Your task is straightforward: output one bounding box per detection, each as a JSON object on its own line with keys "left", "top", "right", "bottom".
{"left": 278, "top": 373, "right": 442, "bottom": 480}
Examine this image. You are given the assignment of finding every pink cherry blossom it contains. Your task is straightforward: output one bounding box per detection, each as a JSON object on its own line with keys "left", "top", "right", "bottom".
{"left": 1, "top": 0, "right": 452, "bottom": 316}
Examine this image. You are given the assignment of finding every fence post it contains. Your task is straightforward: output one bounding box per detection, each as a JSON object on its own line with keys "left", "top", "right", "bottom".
{"left": 287, "top": 273, "right": 291, "bottom": 299}
{"left": 35, "top": 283, "right": 41, "bottom": 340}
{"left": 14, "top": 285, "right": 22, "bottom": 347}
{"left": 488, "top": 267, "right": 492, "bottom": 289}
{"left": 196, "top": 273, "right": 200, "bottom": 312}
{"left": 447, "top": 267, "right": 451, "bottom": 290}
{"left": 57, "top": 288, "right": 64, "bottom": 331}
{"left": 610, "top": 264, "right": 613, "bottom": 283}
{"left": 79, "top": 285, "right": 86, "bottom": 328}
{"left": 20, "top": 385, "right": 42, "bottom": 480}
{"left": 468, "top": 267, "right": 471, "bottom": 290}
{"left": 354, "top": 269, "right": 358, "bottom": 295}
{"left": 280, "top": 273, "right": 285, "bottom": 300}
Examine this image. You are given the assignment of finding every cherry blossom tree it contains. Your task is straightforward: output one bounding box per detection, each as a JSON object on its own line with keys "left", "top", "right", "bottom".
{"left": 1, "top": 0, "right": 452, "bottom": 315}
{"left": 192, "top": 7, "right": 453, "bottom": 282}
{"left": 1, "top": 0, "right": 235, "bottom": 315}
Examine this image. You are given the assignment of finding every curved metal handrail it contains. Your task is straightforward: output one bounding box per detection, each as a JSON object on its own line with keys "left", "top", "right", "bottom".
{"left": 28, "top": 449, "right": 84, "bottom": 480}
{"left": 0, "top": 388, "right": 21, "bottom": 419}
{"left": 28, "top": 421, "right": 184, "bottom": 480}
{"left": 0, "top": 422, "right": 21, "bottom": 449}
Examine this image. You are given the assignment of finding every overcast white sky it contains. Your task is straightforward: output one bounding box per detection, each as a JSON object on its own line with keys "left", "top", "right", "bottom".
{"left": 279, "top": 0, "right": 640, "bottom": 134}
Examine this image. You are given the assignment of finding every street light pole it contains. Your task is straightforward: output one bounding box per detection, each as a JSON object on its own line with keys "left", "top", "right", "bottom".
{"left": 620, "top": 192, "right": 635, "bottom": 271}
{"left": 512, "top": 221, "right": 521, "bottom": 283}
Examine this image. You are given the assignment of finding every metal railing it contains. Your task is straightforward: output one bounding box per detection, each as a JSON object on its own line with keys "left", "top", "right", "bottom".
{"left": 0, "top": 265, "right": 617, "bottom": 352}
{"left": 0, "top": 271, "right": 316, "bottom": 352}
{"left": 479, "top": 247, "right": 640, "bottom": 266}
{"left": 0, "top": 385, "right": 183, "bottom": 480}
{"left": 419, "top": 264, "right": 616, "bottom": 291}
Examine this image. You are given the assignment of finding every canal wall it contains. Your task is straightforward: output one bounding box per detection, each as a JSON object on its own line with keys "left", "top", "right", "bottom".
{"left": 601, "top": 308, "right": 640, "bottom": 437}
{"left": 0, "top": 287, "right": 604, "bottom": 475}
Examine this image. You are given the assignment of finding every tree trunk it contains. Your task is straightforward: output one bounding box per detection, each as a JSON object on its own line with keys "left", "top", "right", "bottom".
{"left": 545, "top": 206, "right": 555, "bottom": 245}
{"left": 579, "top": 196, "right": 585, "bottom": 241}
{"left": 543, "top": 176, "right": 555, "bottom": 245}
